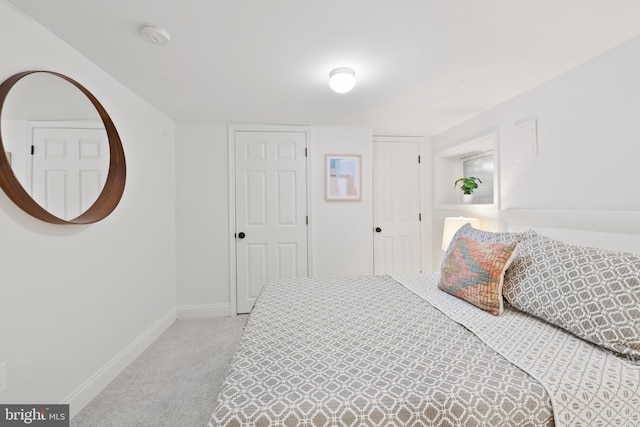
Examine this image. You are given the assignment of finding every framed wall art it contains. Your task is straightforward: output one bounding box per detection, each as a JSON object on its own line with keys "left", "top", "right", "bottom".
{"left": 325, "top": 154, "right": 361, "bottom": 201}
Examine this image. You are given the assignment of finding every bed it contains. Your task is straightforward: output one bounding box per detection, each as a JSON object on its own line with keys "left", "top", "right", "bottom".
{"left": 208, "top": 226, "right": 640, "bottom": 426}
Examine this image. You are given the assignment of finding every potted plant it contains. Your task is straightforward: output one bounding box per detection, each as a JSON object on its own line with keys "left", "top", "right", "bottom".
{"left": 454, "top": 176, "right": 482, "bottom": 203}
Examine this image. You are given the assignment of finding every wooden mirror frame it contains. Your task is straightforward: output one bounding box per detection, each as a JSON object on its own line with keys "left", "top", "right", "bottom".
{"left": 0, "top": 71, "right": 126, "bottom": 224}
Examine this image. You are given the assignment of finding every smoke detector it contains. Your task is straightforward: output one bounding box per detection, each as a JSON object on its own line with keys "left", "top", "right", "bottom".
{"left": 140, "top": 25, "right": 171, "bottom": 46}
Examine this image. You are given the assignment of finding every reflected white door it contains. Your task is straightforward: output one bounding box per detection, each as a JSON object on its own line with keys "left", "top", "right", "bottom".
{"left": 373, "top": 141, "right": 421, "bottom": 274}
{"left": 235, "top": 131, "right": 308, "bottom": 314}
{"left": 32, "top": 127, "right": 109, "bottom": 220}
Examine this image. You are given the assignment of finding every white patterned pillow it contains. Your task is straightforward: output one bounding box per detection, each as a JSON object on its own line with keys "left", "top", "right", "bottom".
{"left": 504, "top": 235, "right": 640, "bottom": 360}
{"left": 442, "top": 223, "right": 537, "bottom": 270}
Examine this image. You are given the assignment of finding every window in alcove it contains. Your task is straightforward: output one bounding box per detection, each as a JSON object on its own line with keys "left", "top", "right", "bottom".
{"left": 462, "top": 151, "right": 494, "bottom": 204}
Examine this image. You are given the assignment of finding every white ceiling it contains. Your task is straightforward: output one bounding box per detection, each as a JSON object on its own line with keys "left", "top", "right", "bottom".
{"left": 8, "top": 0, "right": 640, "bottom": 135}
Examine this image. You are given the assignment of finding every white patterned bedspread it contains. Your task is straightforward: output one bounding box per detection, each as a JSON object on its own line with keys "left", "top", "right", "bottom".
{"left": 209, "top": 275, "right": 553, "bottom": 426}
{"left": 393, "top": 272, "right": 640, "bottom": 427}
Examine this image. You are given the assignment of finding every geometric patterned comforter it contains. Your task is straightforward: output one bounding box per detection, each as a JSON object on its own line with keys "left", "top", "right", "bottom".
{"left": 394, "top": 273, "right": 640, "bottom": 427}
{"left": 208, "top": 275, "right": 553, "bottom": 426}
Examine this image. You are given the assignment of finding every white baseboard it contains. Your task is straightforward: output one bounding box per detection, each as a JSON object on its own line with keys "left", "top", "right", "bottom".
{"left": 176, "top": 303, "right": 232, "bottom": 319}
{"left": 65, "top": 309, "right": 176, "bottom": 418}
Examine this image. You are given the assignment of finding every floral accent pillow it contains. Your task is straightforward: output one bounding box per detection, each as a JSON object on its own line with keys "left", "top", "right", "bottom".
{"left": 439, "top": 237, "right": 518, "bottom": 316}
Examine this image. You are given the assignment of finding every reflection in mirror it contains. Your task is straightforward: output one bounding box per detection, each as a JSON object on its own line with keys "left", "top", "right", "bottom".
{"left": 0, "top": 71, "right": 125, "bottom": 224}
{"left": 1, "top": 73, "right": 109, "bottom": 220}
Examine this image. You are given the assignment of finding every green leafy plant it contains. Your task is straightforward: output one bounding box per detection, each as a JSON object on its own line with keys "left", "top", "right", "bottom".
{"left": 454, "top": 176, "right": 482, "bottom": 195}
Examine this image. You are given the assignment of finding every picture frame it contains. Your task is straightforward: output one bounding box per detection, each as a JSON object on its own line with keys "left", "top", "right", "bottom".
{"left": 325, "top": 154, "right": 362, "bottom": 201}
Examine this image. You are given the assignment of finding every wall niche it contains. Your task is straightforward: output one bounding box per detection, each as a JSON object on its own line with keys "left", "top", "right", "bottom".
{"left": 434, "top": 132, "right": 498, "bottom": 209}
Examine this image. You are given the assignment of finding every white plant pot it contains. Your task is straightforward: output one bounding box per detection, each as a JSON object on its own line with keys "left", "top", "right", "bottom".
{"left": 462, "top": 194, "right": 473, "bottom": 204}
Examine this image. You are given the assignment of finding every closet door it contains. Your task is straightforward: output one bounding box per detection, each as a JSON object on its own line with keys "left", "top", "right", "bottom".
{"left": 373, "top": 140, "right": 421, "bottom": 274}
{"left": 234, "top": 130, "right": 308, "bottom": 314}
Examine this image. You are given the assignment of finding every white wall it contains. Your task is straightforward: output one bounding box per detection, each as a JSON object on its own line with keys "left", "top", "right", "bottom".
{"left": 174, "top": 124, "right": 374, "bottom": 315}
{"left": 175, "top": 123, "right": 230, "bottom": 318}
{"left": 0, "top": 1, "right": 176, "bottom": 416}
{"left": 431, "top": 35, "right": 640, "bottom": 268}
{"left": 1, "top": 121, "right": 29, "bottom": 183}
{"left": 310, "top": 126, "right": 374, "bottom": 276}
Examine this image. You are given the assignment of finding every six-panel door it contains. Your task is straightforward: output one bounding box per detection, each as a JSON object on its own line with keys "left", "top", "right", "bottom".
{"left": 235, "top": 131, "right": 308, "bottom": 314}
{"left": 373, "top": 140, "right": 422, "bottom": 274}
{"left": 31, "top": 127, "right": 109, "bottom": 220}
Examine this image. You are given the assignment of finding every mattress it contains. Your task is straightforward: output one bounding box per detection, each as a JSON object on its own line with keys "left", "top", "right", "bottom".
{"left": 208, "top": 275, "right": 554, "bottom": 426}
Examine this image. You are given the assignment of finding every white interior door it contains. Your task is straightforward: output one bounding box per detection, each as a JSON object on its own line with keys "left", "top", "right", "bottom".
{"left": 32, "top": 127, "right": 109, "bottom": 220}
{"left": 235, "top": 131, "right": 308, "bottom": 314}
{"left": 373, "top": 140, "right": 421, "bottom": 274}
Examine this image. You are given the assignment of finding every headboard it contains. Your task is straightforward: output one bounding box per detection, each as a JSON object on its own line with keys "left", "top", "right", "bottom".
{"left": 507, "top": 224, "right": 640, "bottom": 255}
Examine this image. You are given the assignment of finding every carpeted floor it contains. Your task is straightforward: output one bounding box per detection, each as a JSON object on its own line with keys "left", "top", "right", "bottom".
{"left": 71, "top": 315, "right": 248, "bottom": 427}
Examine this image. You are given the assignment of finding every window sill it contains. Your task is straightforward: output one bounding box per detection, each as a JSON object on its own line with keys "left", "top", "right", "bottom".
{"left": 436, "top": 203, "right": 498, "bottom": 210}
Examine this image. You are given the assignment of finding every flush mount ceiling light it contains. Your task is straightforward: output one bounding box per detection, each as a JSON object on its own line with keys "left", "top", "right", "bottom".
{"left": 140, "top": 25, "right": 171, "bottom": 46}
{"left": 329, "top": 67, "right": 356, "bottom": 93}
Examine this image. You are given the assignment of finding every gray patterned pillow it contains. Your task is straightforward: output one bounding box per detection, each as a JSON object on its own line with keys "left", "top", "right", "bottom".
{"left": 504, "top": 235, "right": 640, "bottom": 361}
{"left": 442, "top": 223, "right": 537, "bottom": 270}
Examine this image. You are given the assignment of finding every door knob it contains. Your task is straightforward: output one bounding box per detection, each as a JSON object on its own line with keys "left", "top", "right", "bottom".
{"left": 375, "top": 227, "right": 382, "bottom": 233}
{"left": 238, "top": 232, "right": 246, "bottom": 239}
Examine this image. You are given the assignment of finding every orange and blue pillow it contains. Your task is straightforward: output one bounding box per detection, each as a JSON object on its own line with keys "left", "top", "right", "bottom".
{"left": 439, "top": 237, "right": 518, "bottom": 316}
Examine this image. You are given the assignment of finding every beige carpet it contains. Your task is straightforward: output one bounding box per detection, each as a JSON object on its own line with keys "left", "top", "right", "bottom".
{"left": 71, "top": 316, "right": 248, "bottom": 427}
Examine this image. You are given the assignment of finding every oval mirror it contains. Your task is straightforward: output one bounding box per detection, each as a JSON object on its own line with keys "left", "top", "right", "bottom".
{"left": 0, "top": 71, "right": 126, "bottom": 224}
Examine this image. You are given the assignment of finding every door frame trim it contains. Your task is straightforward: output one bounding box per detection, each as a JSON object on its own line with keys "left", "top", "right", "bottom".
{"left": 228, "top": 124, "right": 312, "bottom": 316}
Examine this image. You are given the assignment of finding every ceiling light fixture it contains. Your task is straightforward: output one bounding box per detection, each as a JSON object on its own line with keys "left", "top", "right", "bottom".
{"left": 329, "top": 67, "right": 356, "bottom": 93}
{"left": 140, "top": 25, "right": 171, "bottom": 46}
